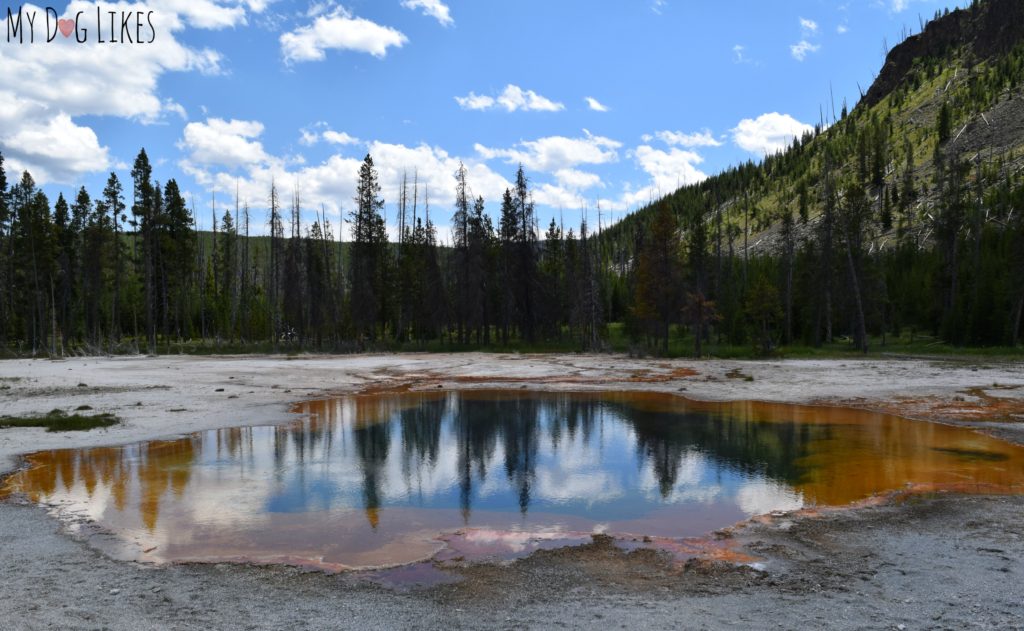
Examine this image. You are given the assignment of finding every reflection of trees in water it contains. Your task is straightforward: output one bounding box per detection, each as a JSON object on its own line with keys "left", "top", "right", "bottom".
{"left": 616, "top": 405, "right": 827, "bottom": 496}
{"left": 7, "top": 438, "right": 200, "bottom": 533}
{"left": 400, "top": 397, "right": 444, "bottom": 472}
{"left": 500, "top": 398, "right": 541, "bottom": 514}
{"left": 21, "top": 393, "right": 821, "bottom": 530}
{"left": 353, "top": 415, "right": 391, "bottom": 529}
{"left": 546, "top": 398, "right": 598, "bottom": 451}
{"left": 452, "top": 398, "right": 498, "bottom": 521}
{"left": 138, "top": 439, "right": 199, "bottom": 531}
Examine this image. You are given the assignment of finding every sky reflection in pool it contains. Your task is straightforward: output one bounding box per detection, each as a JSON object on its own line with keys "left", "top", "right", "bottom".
{"left": 5, "top": 390, "right": 1024, "bottom": 569}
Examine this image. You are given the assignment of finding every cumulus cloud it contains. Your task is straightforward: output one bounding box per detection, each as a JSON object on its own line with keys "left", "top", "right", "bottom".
{"left": 624, "top": 145, "right": 707, "bottom": 205}
{"left": 0, "top": 0, "right": 245, "bottom": 184}
{"left": 1, "top": 114, "right": 111, "bottom": 184}
{"left": 179, "top": 118, "right": 269, "bottom": 169}
{"left": 323, "top": 130, "right": 360, "bottom": 145}
{"left": 152, "top": 0, "right": 247, "bottom": 30}
{"left": 298, "top": 122, "right": 360, "bottom": 147}
{"left": 401, "top": 0, "right": 453, "bottom": 26}
{"left": 280, "top": 7, "right": 407, "bottom": 63}
{"left": 475, "top": 131, "right": 620, "bottom": 173}
{"left": 182, "top": 132, "right": 516, "bottom": 241}
{"left": 731, "top": 112, "right": 813, "bottom": 156}
{"left": 554, "top": 169, "right": 602, "bottom": 191}
{"left": 651, "top": 129, "right": 722, "bottom": 148}
{"left": 585, "top": 97, "right": 609, "bottom": 112}
{"left": 455, "top": 85, "right": 564, "bottom": 113}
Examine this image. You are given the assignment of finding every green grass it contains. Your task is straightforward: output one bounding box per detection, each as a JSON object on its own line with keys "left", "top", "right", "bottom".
{"left": 0, "top": 409, "right": 120, "bottom": 432}
{"left": 2, "top": 324, "right": 1022, "bottom": 361}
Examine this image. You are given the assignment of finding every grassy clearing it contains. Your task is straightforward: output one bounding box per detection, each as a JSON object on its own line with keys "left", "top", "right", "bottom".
{"left": 0, "top": 409, "right": 120, "bottom": 432}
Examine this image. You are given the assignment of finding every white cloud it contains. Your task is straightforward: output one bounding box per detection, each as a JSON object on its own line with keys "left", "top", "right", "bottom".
{"left": 299, "top": 128, "right": 321, "bottom": 146}
{"left": 182, "top": 136, "right": 515, "bottom": 241}
{"left": 584, "top": 97, "right": 609, "bottom": 112}
{"left": 791, "top": 16, "right": 821, "bottom": 60}
{"left": 732, "top": 44, "right": 747, "bottom": 63}
{"left": 475, "top": 131, "right": 621, "bottom": 173}
{"left": 280, "top": 7, "right": 407, "bottom": 63}
{"left": 454, "top": 93, "right": 497, "bottom": 110}
{"left": 152, "top": 0, "right": 246, "bottom": 30}
{"left": 455, "top": 85, "right": 564, "bottom": 113}
{"left": 0, "top": 0, "right": 240, "bottom": 184}
{"left": 298, "top": 122, "right": 361, "bottom": 147}
{"left": 554, "top": 169, "right": 602, "bottom": 191}
{"left": 653, "top": 129, "right": 722, "bottom": 148}
{"left": 731, "top": 112, "right": 813, "bottom": 156}
{"left": 179, "top": 118, "right": 269, "bottom": 169}
{"left": 323, "top": 130, "right": 360, "bottom": 145}
{"left": 401, "top": 0, "right": 453, "bottom": 26}
{"left": 625, "top": 145, "right": 707, "bottom": 205}
{"left": 163, "top": 99, "right": 189, "bottom": 120}
{"left": 837, "top": 24, "right": 848, "bottom": 34}
{"left": 652, "top": 0, "right": 667, "bottom": 14}
{"left": 1, "top": 114, "right": 110, "bottom": 184}
{"left": 790, "top": 40, "right": 820, "bottom": 61}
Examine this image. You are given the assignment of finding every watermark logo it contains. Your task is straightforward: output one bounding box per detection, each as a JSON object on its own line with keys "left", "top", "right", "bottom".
{"left": 5, "top": 4, "right": 157, "bottom": 44}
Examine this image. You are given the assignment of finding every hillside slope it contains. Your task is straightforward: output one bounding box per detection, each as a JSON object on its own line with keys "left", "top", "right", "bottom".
{"left": 602, "top": 0, "right": 1024, "bottom": 258}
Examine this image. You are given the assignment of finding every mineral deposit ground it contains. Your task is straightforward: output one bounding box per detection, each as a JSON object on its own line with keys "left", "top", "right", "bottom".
{"left": 2, "top": 354, "right": 1024, "bottom": 630}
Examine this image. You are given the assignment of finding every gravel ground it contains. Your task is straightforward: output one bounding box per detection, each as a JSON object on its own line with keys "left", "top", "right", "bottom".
{"left": 2, "top": 354, "right": 1024, "bottom": 630}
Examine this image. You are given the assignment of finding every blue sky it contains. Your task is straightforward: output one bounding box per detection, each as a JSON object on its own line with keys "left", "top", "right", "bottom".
{"left": 0, "top": 0, "right": 966, "bottom": 239}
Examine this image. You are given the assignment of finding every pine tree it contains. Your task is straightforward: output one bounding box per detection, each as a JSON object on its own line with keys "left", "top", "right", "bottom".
{"left": 452, "top": 161, "right": 471, "bottom": 344}
{"left": 633, "top": 201, "right": 682, "bottom": 353}
{"left": 150, "top": 181, "right": 188, "bottom": 342}
{"left": 131, "top": 149, "right": 158, "bottom": 352}
{"left": 350, "top": 154, "right": 389, "bottom": 341}
{"left": 100, "top": 172, "right": 126, "bottom": 341}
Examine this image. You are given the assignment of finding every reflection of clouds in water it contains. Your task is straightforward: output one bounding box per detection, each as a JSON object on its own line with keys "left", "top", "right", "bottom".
{"left": 18, "top": 392, "right": 819, "bottom": 564}
{"left": 735, "top": 479, "right": 803, "bottom": 516}
{"left": 637, "top": 450, "right": 721, "bottom": 504}
{"left": 457, "top": 527, "right": 574, "bottom": 553}
{"left": 534, "top": 468, "right": 623, "bottom": 505}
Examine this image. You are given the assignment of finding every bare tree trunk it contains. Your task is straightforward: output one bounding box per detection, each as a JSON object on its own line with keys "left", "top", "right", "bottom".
{"left": 843, "top": 228, "right": 868, "bottom": 354}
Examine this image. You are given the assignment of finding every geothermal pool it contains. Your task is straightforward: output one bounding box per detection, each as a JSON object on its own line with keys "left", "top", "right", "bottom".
{"left": 4, "top": 390, "right": 1024, "bottom": 569}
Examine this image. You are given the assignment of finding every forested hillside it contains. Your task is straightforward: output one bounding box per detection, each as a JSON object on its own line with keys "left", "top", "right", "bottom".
{"left": 1, "top": 0, "right": 1023, "bottom": 356}
{"left": 602, "top": 0, "right": 1024, "bottom": 353}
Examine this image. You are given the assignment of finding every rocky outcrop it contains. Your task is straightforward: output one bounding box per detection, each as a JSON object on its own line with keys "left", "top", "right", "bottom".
{"left": 863, "top": 0, "right": 1024, "bottom": 108}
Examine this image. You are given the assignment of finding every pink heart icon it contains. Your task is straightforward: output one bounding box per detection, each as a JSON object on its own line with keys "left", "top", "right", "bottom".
{"left": 58, "top": 18, "right": 74, "bottom": 38}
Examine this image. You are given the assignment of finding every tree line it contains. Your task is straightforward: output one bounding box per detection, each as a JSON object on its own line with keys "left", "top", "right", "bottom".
{"left": 1, "top": 109, "right": 1023, "bottom": 357}
{"left": 0, "top": 150, "right": 608, "bottom": 354}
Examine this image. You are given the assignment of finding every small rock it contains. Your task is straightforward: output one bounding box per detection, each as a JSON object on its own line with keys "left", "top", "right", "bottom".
{"left": 109, "top": 588, "right": 121, "bottom": 596}
{"left": 215, "top": 388, "right": 225, "bottom": 392}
